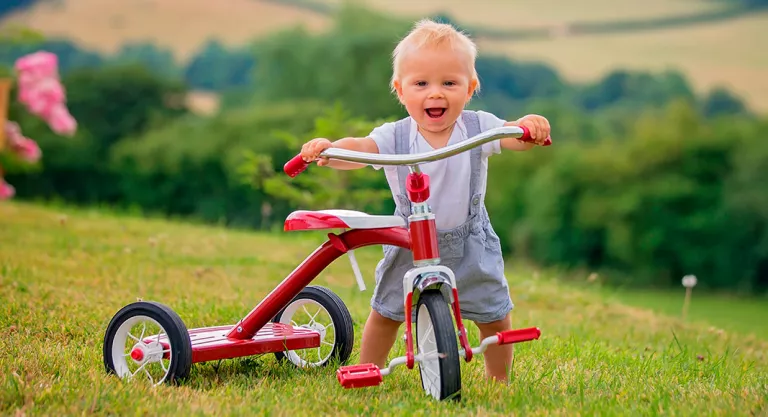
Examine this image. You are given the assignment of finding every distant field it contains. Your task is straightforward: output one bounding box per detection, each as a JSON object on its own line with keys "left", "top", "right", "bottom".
{"left": 0, "top": 0, "right": 329, "bottom": 60}
{"left": 1, "top": 0, "right": 767, "bottom": 112}
{"left": 320, "top": 0, "right": 722, "bottom": 27}
{"left": 478, "top": 13, "right": 768, "bottom": 112}
{"left": 323, "top": 0, "right": 768, "bottom": 112}
{"left": 1, "top": 201, "right": 766, "bottom": 415}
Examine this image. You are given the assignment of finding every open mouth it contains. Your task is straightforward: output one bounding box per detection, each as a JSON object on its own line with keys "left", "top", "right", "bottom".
{"left": 425, "top": 108, "right": 446, "bottom": 119}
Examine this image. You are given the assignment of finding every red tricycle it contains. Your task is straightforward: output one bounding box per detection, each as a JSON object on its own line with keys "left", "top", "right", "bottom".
{"left": 102, "top": 125, "right": 547, "bottom": 401}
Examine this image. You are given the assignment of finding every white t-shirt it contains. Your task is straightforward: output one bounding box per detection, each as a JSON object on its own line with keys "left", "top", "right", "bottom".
{"left": 368, "top": 110, "right": 507, "bottom": 230}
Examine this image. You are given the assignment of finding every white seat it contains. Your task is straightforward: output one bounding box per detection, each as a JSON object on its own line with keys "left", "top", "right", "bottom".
{"left": 284, "top": 209, "right": 406, "bottom": 231}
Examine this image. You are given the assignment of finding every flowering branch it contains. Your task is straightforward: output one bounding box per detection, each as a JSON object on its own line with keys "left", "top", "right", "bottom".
{"left": 1, "top": 51, "right": 77, "bottom": 200}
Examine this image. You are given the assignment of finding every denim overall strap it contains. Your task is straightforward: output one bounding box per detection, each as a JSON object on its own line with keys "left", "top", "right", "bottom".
{"left": 460, "top": 110, "right": 484, "bottom": 218}
{"left": 393, "top": 116, "right": 412, "bottom": 218}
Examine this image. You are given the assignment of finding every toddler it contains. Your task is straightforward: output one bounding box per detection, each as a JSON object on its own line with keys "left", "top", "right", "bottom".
{"left": 300, "top": 19, "right": 551, "bottom": 382}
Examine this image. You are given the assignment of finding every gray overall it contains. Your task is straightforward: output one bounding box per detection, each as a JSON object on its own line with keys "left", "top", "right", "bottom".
{"left": 370, "top": 110, "right": 514, "bottom": 324}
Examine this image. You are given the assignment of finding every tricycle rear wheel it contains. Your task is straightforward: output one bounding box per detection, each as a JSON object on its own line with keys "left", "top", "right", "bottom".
{"left": 272, "top": 285, "right": 354, "bottom": 368}
{"left": 103, "top": 301, "right": 192, "bottom": 386}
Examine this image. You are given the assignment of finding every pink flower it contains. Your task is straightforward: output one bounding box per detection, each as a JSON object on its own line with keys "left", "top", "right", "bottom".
{"left": 45, "top": 104, "right": 77, "bottom": 136}
{"left": 11, "top": 137, "right": 42, "bottom": 163}
{"left": 14, "top": 51, "right": 77, "bottom": 137}
{"left": 4, "top": 121, "right": 42, "bottom": 163}
{"left": 4, "top": 121, "right": 22, "bottom": 140}
{"left": 0, "top": 178, "right": 15, "bottom": 200}
{"left": 14, "top": 51, "right": 59, "bottom": 74}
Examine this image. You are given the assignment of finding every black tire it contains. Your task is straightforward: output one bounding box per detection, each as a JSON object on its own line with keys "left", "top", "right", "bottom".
{"left": 415, "top": 289, "right": 461, "bottom": 401}
{"left": 272, "top": 285, "right": 354, "bottom": 367}
{"left": 103, "top": 301, "right": 192, "bottom": 385}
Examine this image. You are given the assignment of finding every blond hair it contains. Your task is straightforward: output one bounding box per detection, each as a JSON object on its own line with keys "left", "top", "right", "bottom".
{"left": 390, "top": 19, "right": 480, "bottom": 93}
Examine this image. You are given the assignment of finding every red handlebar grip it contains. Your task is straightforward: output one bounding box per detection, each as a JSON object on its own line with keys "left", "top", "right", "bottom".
{"left": 519, "top": 125, "right": 532, "bottom": 142}
{"left": 284, "top": 154, "right": 310, "bottom": 177}
{"left": 518, "top": 126, "right": 552, "bottom": 146}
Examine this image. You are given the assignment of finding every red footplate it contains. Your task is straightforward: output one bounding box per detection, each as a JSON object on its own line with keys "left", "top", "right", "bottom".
{"left": 497, "top": 327, "right": 542, "bottom": 345}
{"left": 185, "top": 323, "right": 320, "bottom": 363}
{"left": 336, "top": 363, "right": 383, "bottom": 388}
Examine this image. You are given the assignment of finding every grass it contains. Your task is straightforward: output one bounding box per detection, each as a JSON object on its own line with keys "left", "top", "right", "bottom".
{"left": 1, "top": 201, "right": 767, "bottom": 415}
{"left": 597, "top": 286, "right": 768, "bottom": 341}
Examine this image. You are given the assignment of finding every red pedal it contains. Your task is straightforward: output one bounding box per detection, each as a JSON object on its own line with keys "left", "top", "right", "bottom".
{"left": 497, "top": 327, "right": 541, "bottom": 345}
{"left": 336, "top": 363, "right": 383, "bottom": 388}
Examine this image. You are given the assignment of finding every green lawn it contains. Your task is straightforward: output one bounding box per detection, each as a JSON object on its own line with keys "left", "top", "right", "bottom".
{"left": 1, "top": 201, "right": 766, "bottom": 415}
{"left": 598, "top": 287, "right": 768, "bottom": 341}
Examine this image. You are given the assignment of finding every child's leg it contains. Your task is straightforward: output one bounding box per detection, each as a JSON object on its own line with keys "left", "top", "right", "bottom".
{"left": 474, "top": 313, "right": 513, "bottom": 382}
{"left": 358, "top": 309, "right": 402, "bottom": 368}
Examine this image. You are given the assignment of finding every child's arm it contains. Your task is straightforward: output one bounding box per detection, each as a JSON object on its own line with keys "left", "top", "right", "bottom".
{"left": 499, "top": 115, "right": 551, "bottom": 151}
{"left": 300, "top": 136, "right": 379, "bottom": 170}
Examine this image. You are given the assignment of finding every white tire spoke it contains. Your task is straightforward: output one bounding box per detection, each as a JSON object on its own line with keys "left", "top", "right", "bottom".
{"left": 144, "top": 368, "right": 154, "bottom": 384}
{"left": 131, "top": 361, "right": 149, "bottom": 378}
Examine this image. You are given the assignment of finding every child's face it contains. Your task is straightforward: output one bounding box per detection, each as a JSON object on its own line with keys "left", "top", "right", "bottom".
{"left": 394, "top": 43, "right": 477, "bottom": 135}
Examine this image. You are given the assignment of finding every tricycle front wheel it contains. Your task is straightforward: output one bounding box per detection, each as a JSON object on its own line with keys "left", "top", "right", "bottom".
{"left": 272, "top": 285, "right": 354, "bottom": 368}
{"left": 415, "top": 289, "right": 461, "bottom": 401}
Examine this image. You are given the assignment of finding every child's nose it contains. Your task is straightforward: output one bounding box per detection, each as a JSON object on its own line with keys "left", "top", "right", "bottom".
{"left": 427, "top": 88, "right": 445, "bottom": 99}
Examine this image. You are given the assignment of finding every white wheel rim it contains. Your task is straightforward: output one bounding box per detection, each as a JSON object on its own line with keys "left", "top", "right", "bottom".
{"left": 277, "top": 299, "right": 336, "bottom": 367}
{"left": 110, "top": 315, "right": 173, "bottom": 386}
{"left": 416, "top": 304, "right": 442, "bottom": 400}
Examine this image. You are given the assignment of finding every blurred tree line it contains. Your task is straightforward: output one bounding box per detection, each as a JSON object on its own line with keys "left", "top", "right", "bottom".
{"left": 1, "top": 6, "right": 765, "bottom": 293}
{"left": 0, "top": 0, "right": 37, "bottom": 17}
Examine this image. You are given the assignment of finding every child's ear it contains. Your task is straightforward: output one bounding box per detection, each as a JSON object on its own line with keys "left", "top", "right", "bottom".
{"left": 393, "top": 80, "right": 405, "bottom": 105}
{"left": 466, "top": 78, "right": 478, "bottom": 100}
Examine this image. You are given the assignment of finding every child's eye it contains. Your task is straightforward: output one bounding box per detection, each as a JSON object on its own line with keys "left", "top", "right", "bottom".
{"left": 415, "top": 81, "right": 427, "bottom": 87}
{"left": 444, "top": 81, "right": 456, "bottom": 86}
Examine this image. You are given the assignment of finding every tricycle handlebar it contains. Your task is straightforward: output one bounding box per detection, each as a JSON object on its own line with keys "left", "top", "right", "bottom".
{"left": 284, "top": 125, "right": 550, "bottom": 178}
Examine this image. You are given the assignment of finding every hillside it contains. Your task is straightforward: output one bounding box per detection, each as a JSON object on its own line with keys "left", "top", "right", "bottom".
{"left": 478, "top": 13, "right": 768, "bottom": 112}
{"left": 320, "top": 0, "right": 724, "bottom": 26}
{"left": 1, "top": 201, "right": 766, "bottom": 415}
{"left": 1, "top": 0, "right": 766, "bottom": 112}
{"left": 0, "top": 0, "right": 329, "bottom": 60}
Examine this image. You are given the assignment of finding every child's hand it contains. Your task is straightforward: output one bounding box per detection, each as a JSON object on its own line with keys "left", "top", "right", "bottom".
{"left": 514, "top": 114, "right": 551, "bottom": 146}
{"left": 301, "top": 138, "right": 333, "bottom": 166}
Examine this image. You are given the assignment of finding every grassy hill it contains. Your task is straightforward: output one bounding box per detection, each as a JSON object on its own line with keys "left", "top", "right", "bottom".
{"left": 1, "top": 0, "right": 766, "bottom": 113}
{"left": 0, "top": 0, "right": 330, "bottom": 60}
{"left": 1, "top": 201, "right": 766, "bottom": 415}
{"left": 319, "top": 0, "right": 725, "bottom": 26}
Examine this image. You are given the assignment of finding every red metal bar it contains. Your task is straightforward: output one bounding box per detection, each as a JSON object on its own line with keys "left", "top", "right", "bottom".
{"left": 410, "top": 218, "right": 439, "bottom": 262}
{"left": 451, "top": 287, "right": 473, "bottom": 362}
{"left": 226, "top": 227, "right": 411, "bottom": 340}
{"left": 404, "top": 292, "right": 415, "bottom": 369}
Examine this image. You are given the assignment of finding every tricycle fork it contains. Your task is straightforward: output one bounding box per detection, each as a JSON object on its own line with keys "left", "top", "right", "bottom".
{"left": 400, "top": 265, "right": 474, "bottom": 368}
